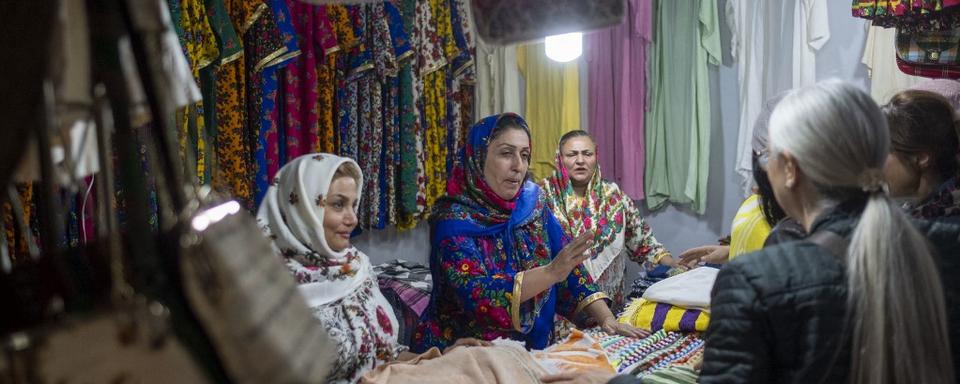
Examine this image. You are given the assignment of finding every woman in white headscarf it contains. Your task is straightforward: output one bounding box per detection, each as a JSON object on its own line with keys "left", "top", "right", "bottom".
{"left": 257, "top": 153, "right": 484, "bottom": 383}
{"left": 257, "top": 153, "right": 399, "bottom": 383}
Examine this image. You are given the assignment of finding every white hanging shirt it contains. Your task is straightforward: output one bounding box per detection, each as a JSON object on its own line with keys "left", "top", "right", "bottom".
{"left": 792, "top": 0, "right": 830, "bottom": 87}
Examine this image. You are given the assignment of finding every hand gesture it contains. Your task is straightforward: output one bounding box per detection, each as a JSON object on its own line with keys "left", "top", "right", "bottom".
{"left": 678, "top": 245, "right": 730, "bottom": 267}
{"left": 547, "top": 232, "right": 594, "bottom": 283}
{"left": 600, "top": 317, "right": 649, "bottom": 339}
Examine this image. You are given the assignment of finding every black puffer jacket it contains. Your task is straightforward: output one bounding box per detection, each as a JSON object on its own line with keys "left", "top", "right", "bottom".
{"left": 699, "top": 200, "right": 960, "bottom": 383}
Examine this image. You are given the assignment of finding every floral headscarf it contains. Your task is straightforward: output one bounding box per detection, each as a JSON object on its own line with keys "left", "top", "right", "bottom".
{"left": 432, "top": 114, "right": 544, "bottom": 255}
{"left": 444, "top": 113, "right": 532, "bottom": 216}
{"left": 427, "top": 114, "right": 569, "bottom": 348}
{"left": 256, "top": 153, "right": 368, "bottom": 304}
{"left": 542, "top": 144, "right": 627, "bottom": 279}
{"left": 256, "top": 153, "right": 401, "bottom": 382}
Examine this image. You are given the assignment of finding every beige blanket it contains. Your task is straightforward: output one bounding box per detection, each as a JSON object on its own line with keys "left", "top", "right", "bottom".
{"left": 361, "top": 344, "right": 549, "bottom": 384}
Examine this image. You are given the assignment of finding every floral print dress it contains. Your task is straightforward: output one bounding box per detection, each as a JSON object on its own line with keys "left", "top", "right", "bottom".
{"left": 541, "top": 156, "right": 670, "bottom": 309}
{"left": 413, "top": 114, "right": 607, "bottom": 352}
{"left": 909, "top": 174, "right": 960, "bottom": 219}
{"left": 302, "top": 257, "right": 403, "bottom": 383}
{"left": 213, "top": 0, "right": 263, "bottom": 209}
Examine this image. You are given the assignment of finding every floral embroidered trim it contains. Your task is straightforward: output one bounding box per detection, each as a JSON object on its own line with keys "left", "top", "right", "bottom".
{"left": 241, "top": 3, "right": 269, "bottom": 34}
{"left": 324, "top": 45, "right": 342, "bottom": 56}
{"left": 261, "top": 49, "right": 302, "bottom": 71}
{"left": 220, "top": 49, "right": 244, "bottom": 65}
{"left": 511, "top": 271, "right": 524, "bottom": 331}
{"left": 254, "top": 46, "right": 289, "bottom": 72}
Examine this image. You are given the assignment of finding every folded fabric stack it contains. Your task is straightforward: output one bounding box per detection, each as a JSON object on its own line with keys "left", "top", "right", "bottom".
{"left": 622, "top": 266, "right": 718, "bottom": 333}
{"left": 361, "top": 342, "right": 548, "bottom": 384}
{"left": 530, "top": 329, "right": 616, "bottom": 374}
{"left": 587, "top": 329, "right": 704, "bottom": 375}
{"left": 639, "top": 366, "right": 700, "bottom": 384}
{"left": 374, "top": 260, "right": 432, "bottom": 346}
{"left": 618, "top": 299, "right": 710, "bottom": 333}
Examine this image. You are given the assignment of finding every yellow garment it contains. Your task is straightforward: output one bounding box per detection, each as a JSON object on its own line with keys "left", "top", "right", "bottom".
{"left": 729, "top": 194, "right": 772, "bottom": 260}
{"left": 516, "top": 44, "right": 580, "bottom": 180}
{"left": 618, "top": 298, "right": 710, "bottom": 333}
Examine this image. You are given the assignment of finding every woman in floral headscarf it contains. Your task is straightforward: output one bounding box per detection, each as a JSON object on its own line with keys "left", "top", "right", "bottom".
{"left": 412, "top": 114, "right": 646, "bottom": 353}
{"left": 541, "top": 130, "right": 676, "bottom": 309}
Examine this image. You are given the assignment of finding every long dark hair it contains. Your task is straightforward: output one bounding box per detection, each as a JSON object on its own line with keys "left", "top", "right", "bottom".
{"left": 752, "top": 151, "right": 786, "bottom": 227}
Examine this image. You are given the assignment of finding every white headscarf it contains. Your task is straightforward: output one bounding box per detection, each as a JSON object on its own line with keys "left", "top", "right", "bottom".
{"left": 256, "top": 153, "right": 369, "bottom": 307}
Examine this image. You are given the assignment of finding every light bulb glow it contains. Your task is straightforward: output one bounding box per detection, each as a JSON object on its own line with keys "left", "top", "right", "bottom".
{"left": 544, "top": 32, "right": 583, "bottom": 63}
{"left": 191, "top": 201, "right": 242, "bottom": 231}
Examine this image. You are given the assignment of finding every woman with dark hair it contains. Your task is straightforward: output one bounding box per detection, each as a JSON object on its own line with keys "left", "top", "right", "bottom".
{"left": 680, "top": 94, "right": 804, "bottom": 266}
{"left": 882, "top": 89, "right": 960, "bottom": 219}
{"left": 541, "top": 129, "right": 676, "bottom": 309}
{"left": 412, "top": 114, "right": 646, "bottom": 353}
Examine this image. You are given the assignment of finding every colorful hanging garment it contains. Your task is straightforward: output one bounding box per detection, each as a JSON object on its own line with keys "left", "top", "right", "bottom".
{"left": 516, "top": 43, "right": 581, "bottom": 181}
{"left": 444, "top": 0, "right": 469, "bottom": 176}
{"left": 645, "top": 0, "right": 720, "bottom": 214}
{"left": 418, "top": 0, "right": 450, "bottom": 212}
{"left": 328, "top": 4, "right": 361, "bottom": 160}
{"left": 585, "top": 0, "right": 653, "bottom": 200}
{"left": 200, "top": 0, "right": 243, "bottom": 188}
{"left": 282, "top": 0, "right": 321, "bottom": 163}
{"left": 213, "top": 0, "right": 262, "bottom": 210}
{"left": 351, "top": 4, "right": 384, "bottom": 229}
{"left": 373, "top": 1, "right": 408, "bottom": 228}
{"left": 2, "top": 184, "right": 34, "bottom": 264}
{"left": 244, "top": 0, "right": 299, "bottom": 206}
{"left": 398, "top": 0, "right": 426, "bottom": 230}
{"left": 314, "top": 5, "right": 340, "bottom": 154}
{"left": 264, "top": 0, "right": 300, "bottom": 166}
{"left": 169, "top": 0, "right": 220, "bottom": 183}
{"left": 852, "top": 0, "right": 960, "bottom": 32}
{"left": 385, "top": 0, "right": 415, "bottom": 227}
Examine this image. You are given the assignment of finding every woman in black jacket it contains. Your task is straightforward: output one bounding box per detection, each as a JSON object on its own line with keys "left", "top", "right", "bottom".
{"left": 700, "top": 81, "right": 954, "bottom": 384}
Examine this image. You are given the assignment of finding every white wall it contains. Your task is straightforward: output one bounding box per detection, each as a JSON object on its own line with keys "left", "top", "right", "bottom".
{"left": 358, "top": 0, "right": 874, "bottom": 272}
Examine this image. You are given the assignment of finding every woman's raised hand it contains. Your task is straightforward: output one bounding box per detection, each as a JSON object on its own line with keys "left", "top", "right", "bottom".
{"left": 546, "top": 232, "right": 594, "bottom": 283}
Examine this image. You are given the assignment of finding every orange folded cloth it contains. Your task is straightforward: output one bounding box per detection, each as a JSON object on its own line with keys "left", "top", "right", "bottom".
{"left": 531, "top": 329, "right": 617, "bottom": 374}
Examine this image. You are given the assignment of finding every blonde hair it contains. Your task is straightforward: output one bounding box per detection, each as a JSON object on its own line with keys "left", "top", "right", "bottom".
{"left": 769, "top": 80, "right": 954, "bottom": 384}
{"left": 333, "top": 162, "right": 361, "bottom": 184}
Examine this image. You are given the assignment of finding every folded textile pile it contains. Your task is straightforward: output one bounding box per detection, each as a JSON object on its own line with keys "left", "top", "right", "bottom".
{"left": 530, "top": 329, "right": 616, "bottom": 374}
{"left": 622, "top": 267, "right": 718, "bottom": 332}
{"left": 641, "top": 267, "right": 717, "bottom": 310}
{"left": 375, "top": 260, "right": 432, "bottom": 346}
{"left": 588, "top": 329, "right": 704, "bottom": 375}
{"left": 360, "top": 343, "right": 547, "bottom": 384}
{"left": 639, "top": 366, "right": 700, "bottom": 384}
{"left": 618, "top": 298, "right": 710, "bottom": 333}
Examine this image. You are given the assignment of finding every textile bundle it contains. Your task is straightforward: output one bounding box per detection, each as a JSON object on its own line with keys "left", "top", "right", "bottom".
{"left": 618, "top": 298, "right": 710, "bottom": 333}
{"left": 588, "top": 329, "right": 704, "bottom": 376}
